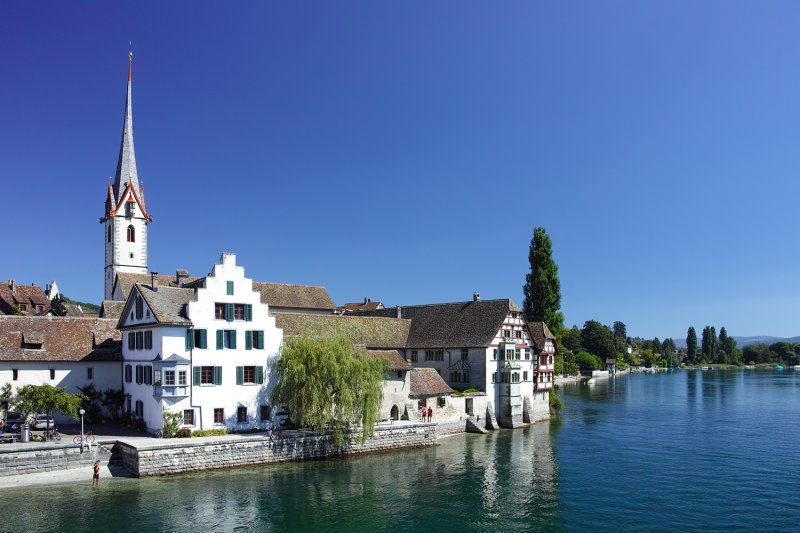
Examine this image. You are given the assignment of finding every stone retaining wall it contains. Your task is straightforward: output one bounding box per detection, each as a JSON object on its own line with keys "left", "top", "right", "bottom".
{"left": 117, "top": 423, "right": 438, "bottom": 477}
{"left": 0, "top": 442, "right": 111, "bottom": 476}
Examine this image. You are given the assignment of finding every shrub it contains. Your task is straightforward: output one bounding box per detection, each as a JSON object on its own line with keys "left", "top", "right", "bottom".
{"left": 574, "top": 351, "right": 602, "bottom": 371}
{"left": 462, "top": 388, "right": 480, "bottom": 394}
{"left": 162, "top": 411, "right": 183, "bottom": 438}
{"left": 175, "top": 428, "right": 192, "bottom": 438}
{"left": 549, "top": 390, "right": 563, "bottom": 413}
{"left": 191, "top": 429, "right": 227, "bottom": 437}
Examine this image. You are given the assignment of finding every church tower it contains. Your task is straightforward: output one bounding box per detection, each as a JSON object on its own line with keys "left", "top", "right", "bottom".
{"left": 101, "top": 50, "right": 152, "bottom": 300}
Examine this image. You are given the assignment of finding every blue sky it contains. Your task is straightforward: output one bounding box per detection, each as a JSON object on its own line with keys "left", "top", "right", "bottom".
{"left": 2, "top": 2, "right": 799, "bottom": 340}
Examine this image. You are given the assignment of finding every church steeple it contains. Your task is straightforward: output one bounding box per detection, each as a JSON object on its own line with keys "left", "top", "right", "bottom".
{"left": 112, "top": 48, "right": 143, "bottom": 211}
{"left": 103, "top": 49, "right": 151, "bottom": 301}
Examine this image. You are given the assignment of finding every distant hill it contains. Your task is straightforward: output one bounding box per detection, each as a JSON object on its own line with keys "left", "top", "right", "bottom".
{"left": 674, "top": 336, "right": 800, "bottom": 349}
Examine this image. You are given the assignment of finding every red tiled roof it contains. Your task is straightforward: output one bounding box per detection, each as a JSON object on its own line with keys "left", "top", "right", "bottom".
{"left": 0, "top": 316, "right": 122, "bottom": 362}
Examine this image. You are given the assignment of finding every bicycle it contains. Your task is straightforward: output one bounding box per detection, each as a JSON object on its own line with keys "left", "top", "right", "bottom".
{"left": 45, "top": 426, "right": 61, "bottom": 441}
{"left": 73, "top": 434, "right": 96, "bottom": 445}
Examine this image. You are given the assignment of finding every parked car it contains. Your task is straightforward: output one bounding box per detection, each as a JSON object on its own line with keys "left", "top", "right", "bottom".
{"left": 32, "top": 414, "right": 55, "bottom": 429}
{"left": 3, "top": 412, "right": 24, "bottom": 428}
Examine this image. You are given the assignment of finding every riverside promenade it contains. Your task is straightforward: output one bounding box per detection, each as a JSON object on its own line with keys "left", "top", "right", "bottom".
{"left": 0, "top": 421, "right": 439, "bottom": 488}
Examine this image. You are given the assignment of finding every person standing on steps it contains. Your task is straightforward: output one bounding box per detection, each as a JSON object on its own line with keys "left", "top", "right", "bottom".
{"left": 92, "top": 461, "right": 100, "bottom": 486}
{"left": 428, "top": 406, "right": 433, "bottom": 422}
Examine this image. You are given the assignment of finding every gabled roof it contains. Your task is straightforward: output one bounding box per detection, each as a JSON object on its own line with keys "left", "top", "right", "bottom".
{"left": 121, "top": 284, "right": 193, "bottom": 327}
{"left": 99, "top": 300, "right": 125, "bottom": 320}
{"left": 410, "top": 367, "right": 453, "bottom": 397}
{"left": 112, "top": 272, "right": 201, "bottom": 301}
{"left": 527, "top": 321, "right": 557, "bottom": 353}
{"left": 275, "top": 314, "right": 410, "bottom": 350}
{"left": 0, "top": 282, "right": 50, "bottom": 315}
{"left": 358, "top": 299, "right": 521, "bottom": 349}
{"left": 0, "top": 316, "right": 122, "bottom": 362}
{"left": 252, "top": 282, "right": 335, "bottom": 311}
{"left": 368, "top": 349, "right": 413, "bottom": 371}
{"left": 342, "top": 300, "right": 384, "bottom": 312}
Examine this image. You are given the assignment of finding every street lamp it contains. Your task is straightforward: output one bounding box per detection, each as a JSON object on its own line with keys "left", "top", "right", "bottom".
{"left": 79, "top": 408, "right": 86, "bottom": 451}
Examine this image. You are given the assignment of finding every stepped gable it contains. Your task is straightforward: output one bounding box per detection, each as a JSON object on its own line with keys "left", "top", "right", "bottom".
{"left": 0, "top": 316, "right": 121, "bottom": 362}
{"left": 0, "top": 281, "right": 50, "bottom": 315}
{"left": 275, "top": 314, "right": 410, "bottom": 350}
{"left": 368, "top": 349, "right": 413, "bottom": 370}
{"left": 359, "top": 299, "right": 520, "bottom": 349}
{"left": 132, "top": 284, "right": 194, "bottom": 325}
{"left": 527, "top": 321, "right": 557, "bottom": 352}
{"left": 252, "top": 282, "right": 335, "bottom": 312}
{"left": 410, "top": 367, "right": 453, "bottom": 397}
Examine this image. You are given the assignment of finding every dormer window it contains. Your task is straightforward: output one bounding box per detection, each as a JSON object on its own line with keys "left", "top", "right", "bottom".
{"left": 18, "top": 303, "right": 28, "bottom": 312}
{"left": 125, "top": 201, "right": 135, "bottom": 217}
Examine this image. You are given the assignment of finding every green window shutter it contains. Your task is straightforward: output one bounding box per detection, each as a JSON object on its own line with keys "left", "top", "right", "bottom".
{"left": 256, "top": 366, "right": 264, "bottom": 384}
{"left": 229, "top": 330, "right": 237, "bottom": 349}
{"left": 257, "top": 331, "right": 264, "bottom": 349}
{"left": 236, "top": 366, "right": 244, "bottom": 385}
{"left": 226, "top": 303, "right": 234, "bottom": 322}
{"left": 214, "top": 366, "right": 222, "bottom": 385}
{"left": 216, "top": 330, "right": 223, "bottom": 349}
{"left": 199, "top": 329, "right": 207, "bottom": 349}
{"left": 245, "top": 304, "right": 252, "bottom": 321}
{"left": 193, "top": 367, "right": 201, "bottom": 385}
{"left": 185, "top": 330, "right": 193, "bottom": 350}
{"left": 245, "top": 331, "right": 252, "bottom": 350}
{"left": 227, "top": 281, "right": 234, "bottom": 295}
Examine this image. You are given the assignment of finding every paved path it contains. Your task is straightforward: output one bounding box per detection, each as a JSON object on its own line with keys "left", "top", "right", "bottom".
{"left": 0, "top": 463, "right": 134, "bottom": 490}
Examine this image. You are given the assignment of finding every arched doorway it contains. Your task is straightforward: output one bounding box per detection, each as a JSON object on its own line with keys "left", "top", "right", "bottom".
{"left": 390, "top": 405, "right": 399, "bottom": 421}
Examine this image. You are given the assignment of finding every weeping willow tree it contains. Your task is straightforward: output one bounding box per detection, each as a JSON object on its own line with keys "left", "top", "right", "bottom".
{"left": 270, "top": 335, "right": 388, "bottom": 446}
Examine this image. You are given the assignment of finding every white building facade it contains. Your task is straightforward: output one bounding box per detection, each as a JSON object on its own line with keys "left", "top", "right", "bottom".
{"left": 118, "top": 253, "right": 283, "bottom": 433}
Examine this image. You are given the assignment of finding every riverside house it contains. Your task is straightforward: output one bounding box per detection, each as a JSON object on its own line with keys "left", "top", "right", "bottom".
{"left": 356, "top": 296, "right": 553, "bottom": 427}
{"left": 118, "top": 253, "right": 283, "bottom": 432}
{"left": 0, "top": 316, "right": 122, "bottom": 422}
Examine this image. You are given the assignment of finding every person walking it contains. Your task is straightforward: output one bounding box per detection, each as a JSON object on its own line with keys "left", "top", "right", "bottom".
{"left": 420, "top": 406, "right": 426, "bottom": 422}
{"left": 92, "top": 461, "right": 100, "bottom": 486}
{"left": 428, "top": 406, "right": 433, "bottom": 422}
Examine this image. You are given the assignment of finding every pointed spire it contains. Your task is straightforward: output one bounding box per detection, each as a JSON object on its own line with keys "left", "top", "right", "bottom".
{"left": 113, "top": 46, "right": 142, "bottom": 209}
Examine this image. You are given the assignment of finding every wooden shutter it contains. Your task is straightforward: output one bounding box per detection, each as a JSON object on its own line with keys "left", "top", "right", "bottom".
{"left": 226, "top": 303, "right": 234, "bottom": 322}
{"left": 186, "top": 330, "right": 194, "bottom": 350}
{"left": 245, "top": 304, "right": 252, "bottom": 321}
{"left": 214, "top": 366, "right": 222, "bottom": 385}
{"left": 229, "top": 330, "right": 237, "bottom": 349}
{"left": 199, "top": 329, "right": 207, "bottom": 349}
{"left": 256, "top": 331, "right": 264, "bottom": 349}
{"left": 227, "top": 281, "right": 234, "bottom": 295}
{"left": 256, "top": 366, "right": 264, "bottom": 384}
{"left": 236, "top": 366, "right": 244, "bottom": 385}
{"left": 216, "top": 330, "right": 223, "bottom": 349}
{"left": 193, "top": 367, "right": 201, "bottom": 385}
{"left": 245, "top": 331, "right": 252, "bottom": 350}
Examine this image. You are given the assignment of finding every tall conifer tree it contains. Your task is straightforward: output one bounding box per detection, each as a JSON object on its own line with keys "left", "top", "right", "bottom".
{"left": 522, "top": 227, "right": 564, "bottom": 335}
{"left": 687, "top": 327, "right": 698, "bottom": 364}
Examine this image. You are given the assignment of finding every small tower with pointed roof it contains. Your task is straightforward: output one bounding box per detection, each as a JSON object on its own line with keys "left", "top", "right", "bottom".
{"left": 101, "top": 49, "right": 152, "bottom": 300}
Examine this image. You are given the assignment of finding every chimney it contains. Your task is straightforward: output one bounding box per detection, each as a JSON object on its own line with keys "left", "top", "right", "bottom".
{"left": 151, "top": 272, "right": 159, "bottom": 291}
{"left": 473, "top": 292, "right": 480, "bottom": 301}
{"left": 364, "top": 297, "right": 368, "bottom": 304}
{"left": 176, "top": 269, "right": 189, "bottom": 287}
{"left": 9, "top": 279, "right": 16, "bottom": 292}
{"left": 396, "top": 306, "right": 402, "bottom": 319}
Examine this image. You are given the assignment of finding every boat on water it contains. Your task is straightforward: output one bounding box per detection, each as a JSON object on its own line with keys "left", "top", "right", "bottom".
{"left": 701, "top": 366, "right": 709, "bottom": 370}
{"left": 586, "top": 378, "right": 596, "bottom": 385}
{"left": 793, "top": 365, "right": 800, "bottom": 371}
{"left": 776, "top": 365, "right": 785, "bottom": 371}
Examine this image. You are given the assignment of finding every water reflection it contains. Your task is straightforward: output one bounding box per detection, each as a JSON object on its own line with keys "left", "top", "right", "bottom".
{"left": 2, "top": 424, "right": 561, "bottom": 532}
